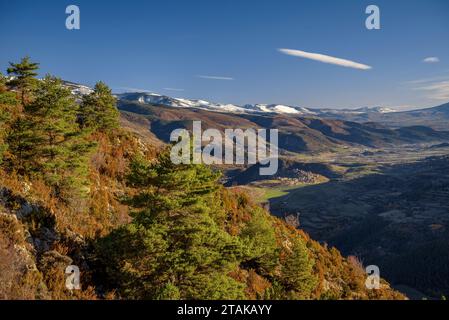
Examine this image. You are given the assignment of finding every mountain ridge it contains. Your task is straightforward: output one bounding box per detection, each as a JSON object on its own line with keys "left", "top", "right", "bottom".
{"left": 118, "top": 100, "right": 449, "bottom": 153}
{"left": 65, "top": 82, "right": 449, "bottom": 123}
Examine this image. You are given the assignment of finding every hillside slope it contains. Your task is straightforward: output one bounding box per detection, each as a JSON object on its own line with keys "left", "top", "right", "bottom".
{"left": 0, "top": 62, "right": 404, "bottom": 300}
{"left": 118, "top": 100, "right": 449, "bottom": 153}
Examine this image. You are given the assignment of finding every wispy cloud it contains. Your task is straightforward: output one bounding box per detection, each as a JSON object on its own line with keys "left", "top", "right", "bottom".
{"left": 197, "top": 75, "right": 234, "bottom": 81}
{"left": 407, "top": 73, "right": 449, "bottom": 101}
{"left": 278, "top": 48, "right": 372, "bottom": 70}
{"left": 115, "top": 86, "right": 150, "bottom": 92}
{"left": 163, "top": 87, "right": 185, "bottom": 92}
{"left": 404, "top": 75, "right": 449, "bottom": 85}
{"left": 423, "top": 57, "right": 440, "bottom": 63}
{"left": 414, "top": 80, "right": 449, "bottom": 101}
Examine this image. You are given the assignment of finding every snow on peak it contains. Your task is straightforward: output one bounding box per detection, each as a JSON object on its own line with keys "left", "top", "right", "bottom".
{"left": 272, "top": 105, "right": 301, "bottom": 114}
{"left": 117, "top": 91, "right": 400, "bottom": 116}
{"left": 376, "top": 107, "right": 397, "bottom": 113}
{"left": 118, "top": 92, "right": 310, "bottom": 115}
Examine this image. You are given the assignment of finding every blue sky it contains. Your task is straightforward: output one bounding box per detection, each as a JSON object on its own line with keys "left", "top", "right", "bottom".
{"left": 1, "top": 0, "right": 449, "bottom": 109}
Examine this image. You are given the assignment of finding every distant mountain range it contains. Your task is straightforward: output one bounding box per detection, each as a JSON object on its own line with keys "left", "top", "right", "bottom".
{"left": 118, "top": 99, "right": 449, "bottom": 154}
{"left": 64, "top": 81, "right": 447, "bottom": 121}
{"left": 116, "top": 91, "right": 449, "bottom": 130}
{"left": 116, "top": 91, "right": 399, "bottom": 116}
{"left": 65, "top": 82, "right": 449, "bottom": 142}
{"left": 116, "top": 92, "right": 320, "bottom": 115}
{"left": 317, "top": 102, "right": 449, "bottom": 130}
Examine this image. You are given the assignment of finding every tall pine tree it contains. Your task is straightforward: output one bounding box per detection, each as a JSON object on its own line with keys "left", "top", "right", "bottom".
{"left": 281, "top": 237, "right": 317, "bottom": 299}
{"left": 24, "top": 75, "right": 94, "bottom": 197}
{"left": 79, "top": 82, "right": 120, "bottom": 132}
{"left": 7, "top": 56, "right": 39, "bottom": 106}
{"left": 5, "top": 113, "right": 39, "bottom": 174}
{"left": 97, "top": 148, "right": 246, "bottom": 299}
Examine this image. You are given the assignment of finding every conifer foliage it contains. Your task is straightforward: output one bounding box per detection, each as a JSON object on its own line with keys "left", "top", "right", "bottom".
{"left": 79, "top": 82, "right": 120, "bottom": 132}
{"left": 0, "top": 73, "right": 17, "bottom": 164}
{"left": 97, "top": 149, "right": 247, "bottom": 299}
{"left": 24, "top": 75, "right": 94, "bottom": 196}
{"left": 0, "top": 57, "right": 405, "bottom": 300}
{"left": 2, "top": 58, "right": 121, "bottom": 199}
{"left": 7, "top": 56, "right": 39, "bottom": 106}
{"left": 96, "top": 144, "right": 326, "bottom": 300}
{"left": 281, "top": 238, "right": 317, "bottom": 298}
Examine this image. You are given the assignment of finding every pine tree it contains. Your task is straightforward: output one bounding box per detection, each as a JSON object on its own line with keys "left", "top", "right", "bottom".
{"left": 5, "top": 114, "right": 39, "bottom": 174}
{"left": 97, "top": 147, "right": 246, "bottom": 299}
{"left": 239, "top": 208, "right": 279, "bottom": 274}
{"left": 126, "top": 148, "right": 223, "bottom": 222}
{"left": 24, "top": 75, "right": 94, "bottom": 196}
{"left": 7, "top": 56, "right": 39, "bottom": 106}
{"left": 281, "top": 237, "right": 318, "bottom": 299}
{"left": 79, "top": 82, "right": 120, "bottom": 132}
{"left": 0, "top": 73, "right": 18, "bottom": 164}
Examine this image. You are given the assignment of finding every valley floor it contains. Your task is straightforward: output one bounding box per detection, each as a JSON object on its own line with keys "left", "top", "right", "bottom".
{"left": 231, "top": 143, "right": 449, "bottom": 299}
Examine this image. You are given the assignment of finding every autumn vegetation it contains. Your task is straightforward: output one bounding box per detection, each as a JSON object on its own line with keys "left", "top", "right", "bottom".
{"left": 0, "top": 57, "right": 405, "bottom": 300}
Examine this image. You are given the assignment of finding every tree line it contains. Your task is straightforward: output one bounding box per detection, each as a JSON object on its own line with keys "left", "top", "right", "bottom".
{"left": 1, "top": 57, "right": 119, "bottom": 199}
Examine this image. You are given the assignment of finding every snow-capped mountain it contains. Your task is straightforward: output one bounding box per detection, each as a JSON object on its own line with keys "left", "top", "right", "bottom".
{"left": 116, "top": 92, "right": 250, "bottom": 113}
{"left": 349, "top": 106, "right": 397, "bottom": 114}
{"left": 318, "top": 106, "right": 397, "bottom": 115}
{"left": 65, "top": 84, "right": 399, "bottom": 116}
{"left": 117, "top": 92, "right": 320, "bottom": 115}
{"left": 243, "top": 104, "right": 318, "bottom": 115}
{"left": 62, "top": 81, "right": 93, "bottom": 96}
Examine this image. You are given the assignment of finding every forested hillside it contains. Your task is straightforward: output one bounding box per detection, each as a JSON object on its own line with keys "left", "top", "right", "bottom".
{"left": 0, "top": 58, "right": 404, "bottom": 300}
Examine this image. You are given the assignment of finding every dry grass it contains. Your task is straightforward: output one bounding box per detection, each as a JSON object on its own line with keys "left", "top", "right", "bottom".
{"left": 0, "top": 213, "right": 43, "bottom": 300}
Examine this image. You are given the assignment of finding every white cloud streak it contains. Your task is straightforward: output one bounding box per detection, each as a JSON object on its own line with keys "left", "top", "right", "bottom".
{"left": 115, "top": 86, "right": 150, "bottom": 92}
{"left": 404, "top": 75, "right": 449, "bottom": 85}
{"left": 197, "top": 75, "right": 234, "bottom": 80}
{"left": 408, "top": 73, "right": 449, "bottom": 101}
{"left": 414, "top": 80, "right": 449, "bottom": 100}
{"left": 423, "top": 57, "right": 440, "bottom": 63}
{"left": 163, "top": 87, "right": 185, "bottom": 92}
{"left": 278, "top": 48, "right": 372, "bottom": 70}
